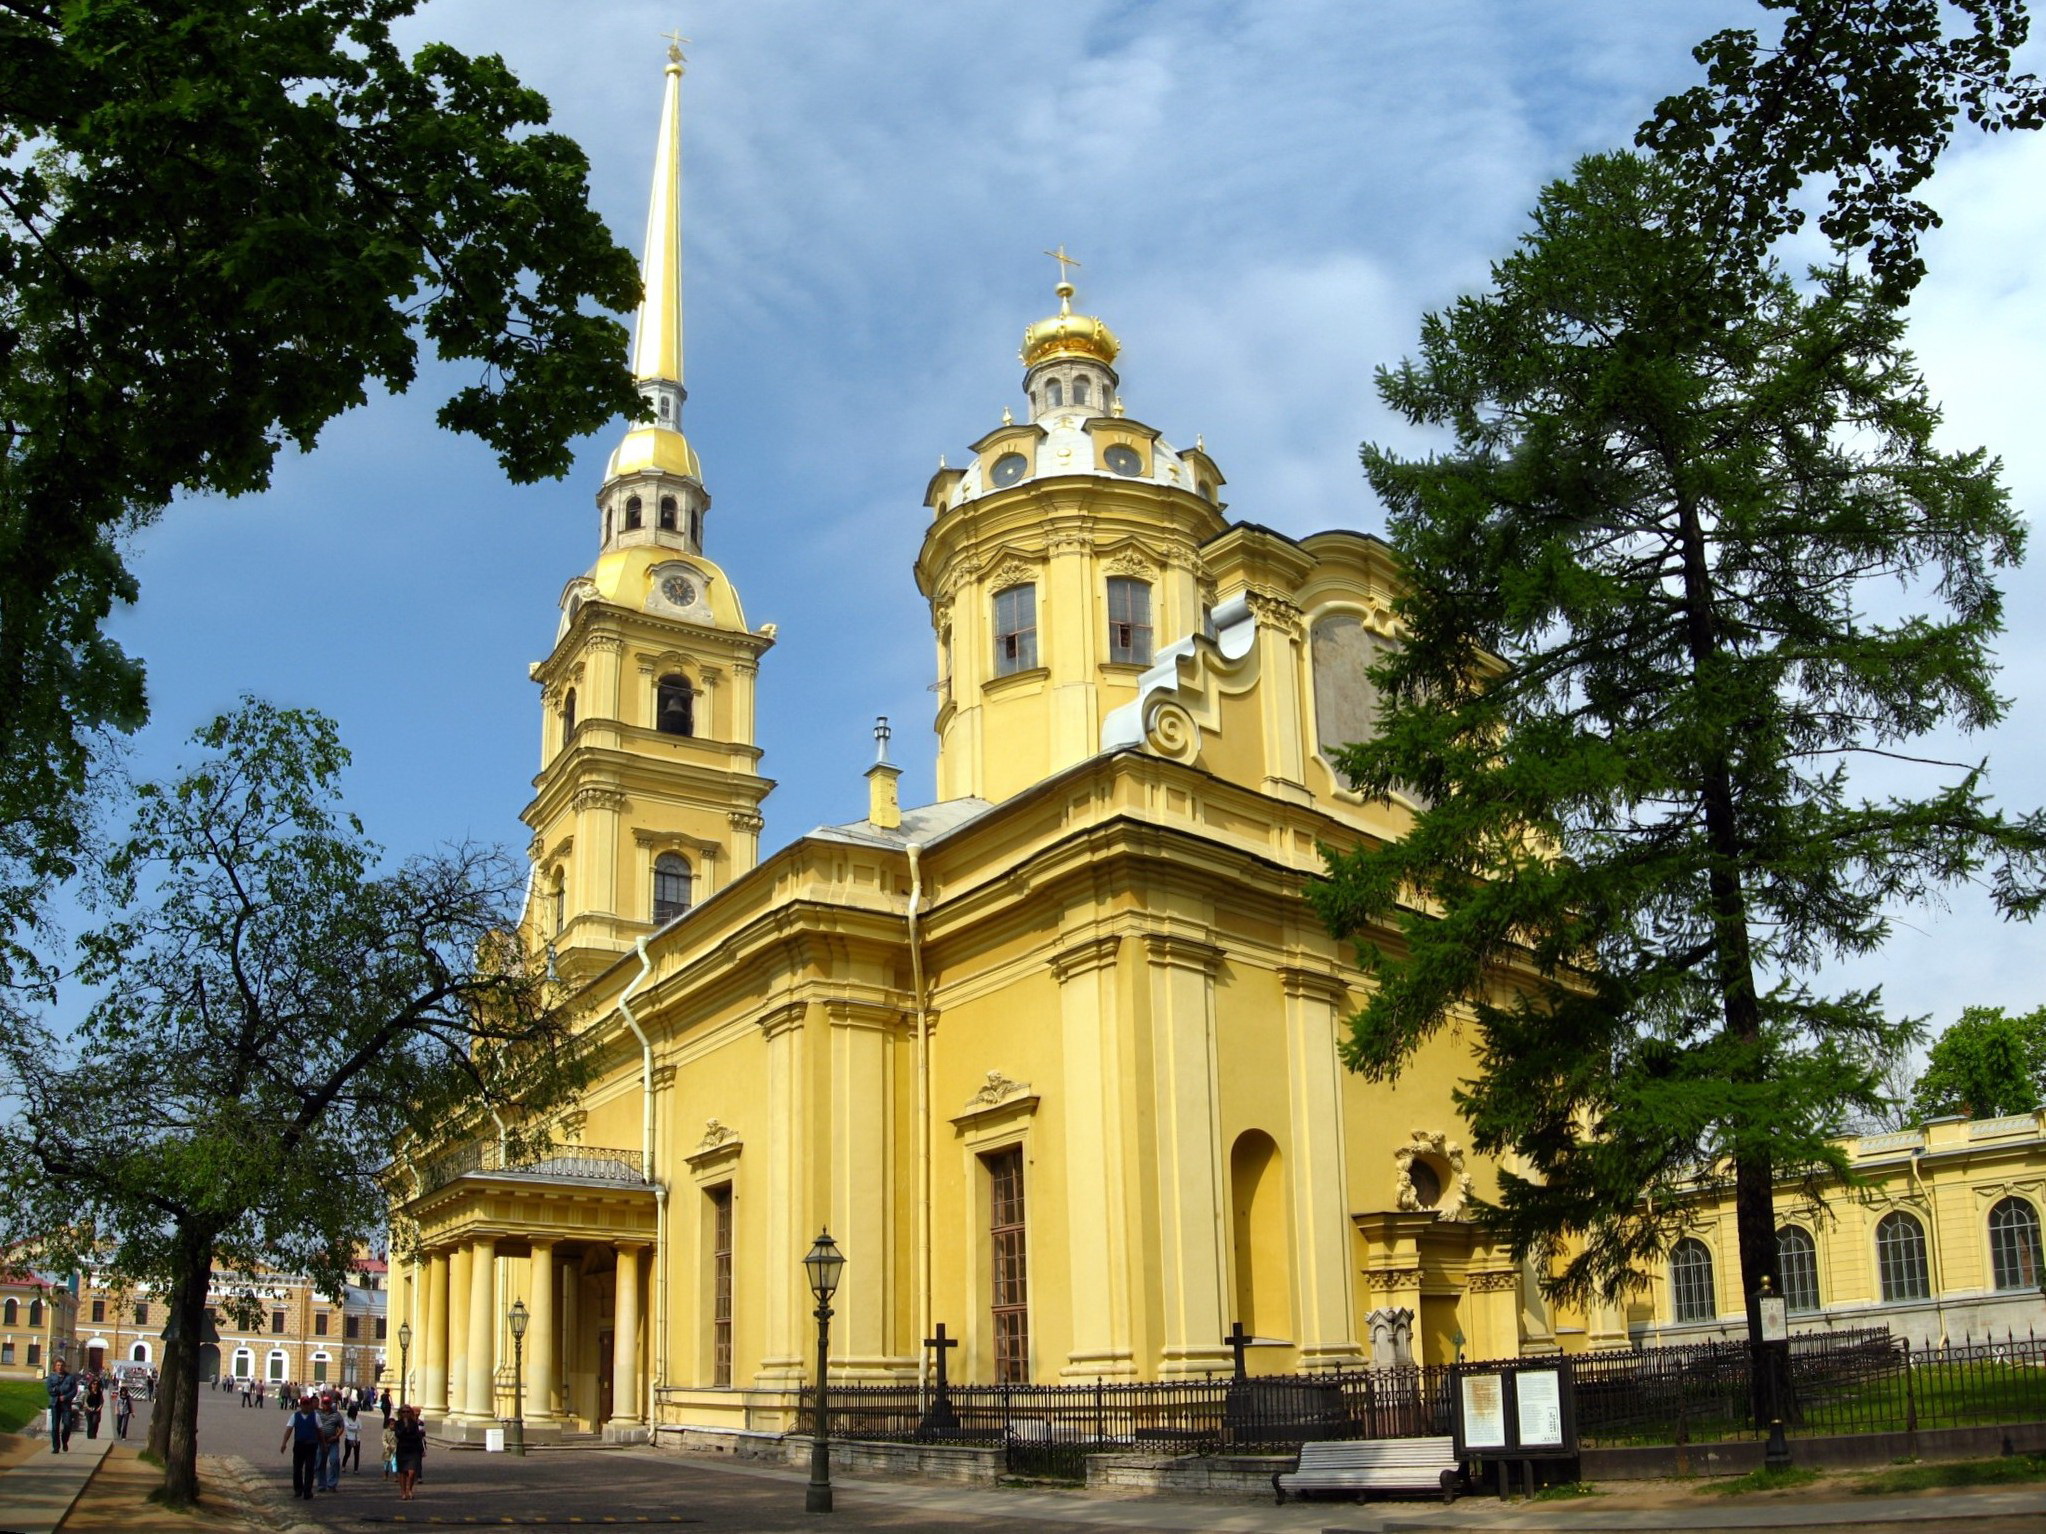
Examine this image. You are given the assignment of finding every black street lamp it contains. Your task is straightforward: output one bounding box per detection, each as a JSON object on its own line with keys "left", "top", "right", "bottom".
{"left": 507, "top": 1298, "right": 529, "bottom": 1458}
{"left": 397, "top": 1321, "right": 412, "bottom": 1411}
{"left": 802, "top": 1230, "right": 846, "bottom": 1514}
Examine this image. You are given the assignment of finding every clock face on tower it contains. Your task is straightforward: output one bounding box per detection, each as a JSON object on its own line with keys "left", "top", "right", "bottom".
{"left": 660, "top": 574, "right": 698, "bottom": 607}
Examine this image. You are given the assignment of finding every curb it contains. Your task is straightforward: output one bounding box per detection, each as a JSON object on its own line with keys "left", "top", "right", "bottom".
{"left": 219, "top": 1451, "right": 321, "bottom": 1534}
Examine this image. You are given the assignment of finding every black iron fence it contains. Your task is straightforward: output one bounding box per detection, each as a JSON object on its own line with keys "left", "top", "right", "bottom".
{"left": 1573, "top": 1327, "right": 2046, "bottom": 1447}
{"left": 796, "top": 1327, "right": 2046, "bottom": 1476}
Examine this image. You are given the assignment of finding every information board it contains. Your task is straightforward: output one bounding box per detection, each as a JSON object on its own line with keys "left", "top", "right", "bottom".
{"left": 1514, "top": 1369, "right": 1564, "bottom": 1447}
{"left": 1758, "top": 1295, "right": 1788, "bottom": 1343}
{"left": 1459, "top": 1373, "right": 1508, "bottom": 1450}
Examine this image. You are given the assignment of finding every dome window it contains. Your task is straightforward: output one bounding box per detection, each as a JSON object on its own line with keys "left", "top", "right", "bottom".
{"left": 1046, "top": 379, "right": 1063, "bottom": 408}
{"left": 625, "top": 495, "right": 643, "bottom": 531}
{"left": 656, "top": 674, "right": 695, "bottom": 736}
{"left": 562, "top": 687, "right": 577, "bottom": 740}
{"left": 1072, "top": 377, "right": 1090, "bottom": 405}
{"left": 659, "top": 495, "right": 678, "bottom": 531}
{"left": 1104, "top": 444, "right": 1143, "bottom": 477}
{"left": 690, "top": 508, "right": 704, "bottom": 547}
{"left": 1106, "top": 578, "right": 1152, "bottom": 665}
{"left": 993, "top": 584, "right": 1037, "bottom": 676}
{"left": 991, "top": 452, "right": 1029, "bottom": 488}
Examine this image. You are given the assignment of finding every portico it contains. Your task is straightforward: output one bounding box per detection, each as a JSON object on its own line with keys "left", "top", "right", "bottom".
{"left": 400, "top": 1146, "right": 657, "bottom": 1443}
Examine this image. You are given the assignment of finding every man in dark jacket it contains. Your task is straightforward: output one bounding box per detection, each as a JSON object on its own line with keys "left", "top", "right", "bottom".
{"left": 44, "top": 1358, "right": 79, "bottom": 1452}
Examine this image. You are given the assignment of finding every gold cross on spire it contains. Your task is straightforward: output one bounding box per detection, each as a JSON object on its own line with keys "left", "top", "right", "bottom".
{"left": 661, "top": 28, "right": 691, "bottom": 67}
{"left": 1044, "top": 244, "right": 1082, "bottom": 286}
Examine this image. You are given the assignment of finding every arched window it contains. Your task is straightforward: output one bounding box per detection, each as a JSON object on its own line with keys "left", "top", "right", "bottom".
{"left": 549, "top": 868, "right": 566, "bottom": 937}
{"left": 993, "top": 585, "right": 1037, "bottom": 676}
{"left": 690, "top": 508, "right": 704, "bottom": 548}
{"left": 603, "top": 510, "right": 612, "bottom": 543}
{"left": 653, "top": 852, "right": 692, "bottom": 924}
{"left": 131, "top": 1342, "right": 148, "bottom": 1362}
{"left": 1875, "top": 1210, "right": 1931, "bottom": 1301}
{"left": 28, "top": 1299, "right": 42, "bottom": 1326}
{"left": 233, "top": 1347, "right": 254, "bottom": 1379}
{"left": 311, "top": 1350, "right": 330, "bottom": 1383}
{"left": 2, "top": 1297, "right": 14, "bottom": 1324}
{"left": 1106, "top": 578, "right": 1152, "bottom": 665}
{"left": 1669, "top": 1237, "right": 1716, "bottom": 1323}
{"left": 1046, "top": 379, "right": 1062, "bottom": 407}
{"left": 266, "top": 1348, "right": 287, "bottom": 1382}
{"left": 562, "top": 688, "right": 577, "bottom": 740}
{"left": 1072, "top": 376, "right": 1090, "bottom": 405}
{"left": 659, "top": 495, "right": 678, "bottom": 531}
{"left": 655, "top": 674, "right": 695, "bottom": 736}
{"left": 624, "top": 494, "right": 643, "bottom": 531}
{"left": 1777, "top": 1226, "right": 1820, "bottom": 1313}
{"left": 1988, "top": 1197, "right": 2042, "bottom": 1291}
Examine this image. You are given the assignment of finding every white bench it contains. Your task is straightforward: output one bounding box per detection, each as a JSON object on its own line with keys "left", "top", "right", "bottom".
{"left": 1272, "top": 1436, "right": 1462, "bottom": 1504}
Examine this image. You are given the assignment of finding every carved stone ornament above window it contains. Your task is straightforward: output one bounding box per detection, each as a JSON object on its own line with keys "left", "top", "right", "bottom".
{"left": 986, "top": 557, "right": 1038, "bottom": 594}
{"left": 684, "top": 1117, "right": 743, "bottom": 1174}
{"left": 1103, "top": 546, "right": 1160, "bottom": 580}
{"left": 949, "top": 1070, "right": 1040, "bottom": 1130}
{"left": 1394, "top": 1128, "right": 1473, "bottom": 1220}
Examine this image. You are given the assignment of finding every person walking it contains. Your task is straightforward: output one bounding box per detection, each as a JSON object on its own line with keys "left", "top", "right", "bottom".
{"left": 240, "top": 1375, "right": 253, "bottom": 1407}
{"left": 44, "top": 1358, "right": 79, "bottom": 1454}
{"left": 280, "top": 1396, "right": 321, "bottom": 1501}
{"left": 114, "top": 1385, "right": 134, "bottom": 1440}
{"left": 393, "top": 1405, "right": 426, "bottom": 1502}
{"left": 380, "top": 1412, "right": 398, "bottom": 1480}
{"left": 317, "top": 1394, "right": 345, "bottom": 1492}
{"left": 81, "top": 1372, "right": 104, "bottom": 1440}
{"left": 342, "top": 1402, "right": 362, "bottom": 1473}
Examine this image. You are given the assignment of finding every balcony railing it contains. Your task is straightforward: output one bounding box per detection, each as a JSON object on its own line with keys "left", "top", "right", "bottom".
{"left": 420, "top": 1141, "right": 646, "bottom": 1194}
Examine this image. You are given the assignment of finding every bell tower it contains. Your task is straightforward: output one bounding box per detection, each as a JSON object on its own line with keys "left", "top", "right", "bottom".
{"left": 524, "top": 42, "right": 774, "bottom": 981}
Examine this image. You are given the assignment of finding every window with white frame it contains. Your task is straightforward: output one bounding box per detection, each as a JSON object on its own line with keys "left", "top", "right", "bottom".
{"left": 1106, "top": 578, "right": 1152, "bottom": 665}
{"left": 1776, "top": 1226, "right": 1820, "bottom": 1313}
{"left": 1988, "top": 1197, "right": 2041, "bottom": 1291}
{"left": 993, "top": 585, "right": 1037, "bottom": 676}
{"left": 1669, "top": 1237, "right": 1716, "bottom": 1323}
{"left": 266, "top": 1349, "right": 287, "bottom": 1382}
{"left": 1875, "top": 1210, "right": 1931, "bottom": 1301}
{"left": 653, "top": 852, "right": 692, "bottom": 924}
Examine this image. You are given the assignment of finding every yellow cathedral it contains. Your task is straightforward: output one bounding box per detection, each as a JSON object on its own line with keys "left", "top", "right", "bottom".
{"left": 393, "top": 48, "right": 1578, "bottom": 1446}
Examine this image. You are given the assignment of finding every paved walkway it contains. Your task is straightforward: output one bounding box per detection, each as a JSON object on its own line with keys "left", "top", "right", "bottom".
{"left": 5, "top": 1392, "right": 2044, "bottom": 1534}
{"left": 0, "top": 1429, "right": 111, "bottom": 1534}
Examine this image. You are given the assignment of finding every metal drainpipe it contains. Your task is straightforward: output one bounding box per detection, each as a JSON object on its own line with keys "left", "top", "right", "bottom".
{"left": 616, "top": 937, "right": 661, "bottom": 1437}
{"left": 905, "top": 845, "right": 930, "bottom": 1391}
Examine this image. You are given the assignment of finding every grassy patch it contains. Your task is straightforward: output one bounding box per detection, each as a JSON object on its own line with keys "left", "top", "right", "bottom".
{"left": 1532, "top": 1480, "right": 1601, "bottom": 1500}
{"left": 139, "top": 1448, "right": 163, "bottom": 1468}
{"left": 1852, "top": 1455, "right": 2046, "bottom": 1495}
{"left": 1703, "top": 1465, "right": 1822, "bottom": 1496}
{"left": 0, "top": 1379, "right": 46, "bottom": 1433}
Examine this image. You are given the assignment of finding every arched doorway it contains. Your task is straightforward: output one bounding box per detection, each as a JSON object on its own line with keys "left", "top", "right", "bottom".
{"left": 196, "top": 1343, "right": 220, "bottom": 1381}
{"left": 85, "top": 1339, "right": 107, "bottom": 1373}
{"left": 1228, "top": 1130, "right": 1294, "bottom": 1356}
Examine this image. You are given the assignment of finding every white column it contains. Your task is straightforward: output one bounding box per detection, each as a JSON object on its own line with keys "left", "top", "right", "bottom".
{"left": 422, "top": 1249, "right": 450, "bottom": 1414}
{"left": 528, "top": 1239, "right": 558, "bottom": 1422}
{"left": 465, "top": 1235, "right": 497, "bottom": 1423}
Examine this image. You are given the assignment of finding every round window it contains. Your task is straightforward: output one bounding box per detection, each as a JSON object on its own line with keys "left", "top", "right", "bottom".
{"left": 991, "top": 452, "right": 1029, "bottom": 488}
{"left": 1407, "top": 1159, "right": 1443, "bottom": 1209}
{"left": 1104, "top": 444, "right": 1143, "bottom": 477}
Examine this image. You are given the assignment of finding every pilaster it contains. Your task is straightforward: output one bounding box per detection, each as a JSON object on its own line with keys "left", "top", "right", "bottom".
{"left": 1053, "top": 933, "right": 1137, "bottom": 1377}
{"left": 1280, "top": 965, "right": 1364, "bottom": 1367}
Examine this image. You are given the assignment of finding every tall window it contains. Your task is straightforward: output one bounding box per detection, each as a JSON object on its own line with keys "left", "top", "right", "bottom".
{"left": 1989, "top": 1198, "right": 2041, "bottom": 1290}
{"left": 987, "top": 1147, "right": 1029, "bottom": 1383}
{"left": 562, "top": 688, "right": 577, "bottom": 740}
{"left": 28, "top": 1299, "right": 41, "bottom": 1325}
{"left": 1777, "top": 1226, "right": 1820, "bottom": 1313}
{"left": 1669, "top": 1237, "right": 1715, "bottom": 1323}
{"left": 1072, "top": 376, "right": 1089, "bottom": 405}
{"left": 656, "top": 674, "right": 695, "bottom": 736}
{"left": 345, "top": 1315, "right": 360, "bottom": 1340}
{"left": 624, "top": 494, "right": 643, "bottom": 530}
{"left": 314, "top": 1311, "right": 328, "bottom": 1336}
{"left": 267, "top": 1350, "right": 286, "bottom": 1382}
{"left": 233, "top": 1347, "right": 253, "bottom": 1378}
{"left": 710, "top": 1184, "right": 734, "bottom": 1388}
{"left": 26, "top": 1342, "right": 38, "bottom": 1366}
{"left": 1106, "top": 578, "right": 1153, "bottom": 665}
{"left": 993, "top": 585, "right": 1037, "bottom": 676}
{"left": 0, "top": 1342, "right": 12, "bottom": 1365}
{"left": 2, "top": 1298, "right": 14, "bottom": 1324}
{"left": 271, "top": 1309, "right": 286, "bottom": 1335}
{"left": 551, "top": 869, "right": 566, "bottom": 937}
{"left": 91, "top": 1298, "right": 104, "bottom": 1323}
{"left": 1046, "top": 379, "right": 1062, "bottom": 407}
{"left": 1875, "top": 1210, "right": 1931, "bottom": 1301}
{"left": 375, "top": 1318, "right": 387, "bottom": 1340}
{"left": 134, "top": 1302, "right": 148, "bottom": 1326}
{"left": 659, "top": 495, "right": 678, "bottom": 531}
{"left": 312, "top": 1352, "right": 329, "bottom": 1383}
{"left": 653, "top": 853, "right": 692, "bottom": 924}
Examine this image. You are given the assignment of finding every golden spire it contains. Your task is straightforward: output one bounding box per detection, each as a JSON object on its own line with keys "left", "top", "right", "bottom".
{"left": 631, "top": 37, "right": 688, "bottom": 386}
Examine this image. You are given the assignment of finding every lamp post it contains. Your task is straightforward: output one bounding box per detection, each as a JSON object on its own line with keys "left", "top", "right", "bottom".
{"left": 507, "top": 1299, "right": 529, "bottom": 1458}
{"left": 397, "top": 1322, "right": 412, "bottom": 1411}
{"left": 802, "top": 1230, "right": 846, "bottom": 1514}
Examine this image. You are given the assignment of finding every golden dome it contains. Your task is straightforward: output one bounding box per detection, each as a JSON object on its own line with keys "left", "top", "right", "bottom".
{"left": 1021, "top": 282, "right": 1120, "bottom": 367}
{"left": 605, "top": 424, "right": 703, "bottom": 482}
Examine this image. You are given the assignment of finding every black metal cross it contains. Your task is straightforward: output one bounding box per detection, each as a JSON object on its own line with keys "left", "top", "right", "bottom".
{"left": 1225, "top": 1320, "right": 1252, "bottom": 1382}
{"left": 923, "top": 1323, "right": 960, "bottom": 1394}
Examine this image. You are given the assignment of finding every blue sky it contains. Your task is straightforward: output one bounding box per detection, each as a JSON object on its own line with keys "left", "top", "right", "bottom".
{"left": 90, "top": 1, "right": 2046, "bottom": 1041}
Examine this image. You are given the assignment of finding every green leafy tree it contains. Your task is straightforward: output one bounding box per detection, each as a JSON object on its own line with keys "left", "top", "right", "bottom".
{"left": 1310, "top": 152, "right": 2044, "bottom": 1419}
{"left": 1643, "top": 0, "right": 2045, "bottom": 299}
{"left": 0, "top": 0, "right": 643, "bottom": 1013}
{"left": 0, "top": 701, "right": 587, "bottom": 1509}
{"left": 1912, "top": 1005, "right": 2046, "bottom": 1118}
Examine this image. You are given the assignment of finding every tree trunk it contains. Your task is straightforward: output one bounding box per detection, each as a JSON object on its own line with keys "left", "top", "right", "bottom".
{"left": 158, "top": 1227, "right": 216, "bottom": 1508}
{"left": 146, "top": 1334, "right": 182, "bottom": 1460}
